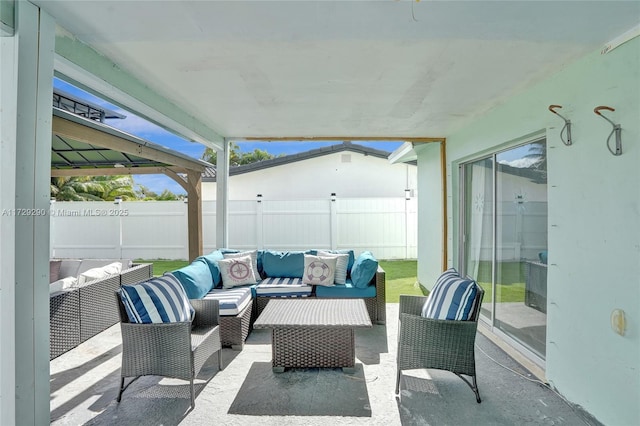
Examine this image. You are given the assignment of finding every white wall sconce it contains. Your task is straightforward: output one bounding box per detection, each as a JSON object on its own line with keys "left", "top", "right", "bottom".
{"left": 548, "top": 105, "right": 572, "bottom": 146}
{"left": 404, "top": 189, "right": 411, "bottom": 200}
{"left": 330, "top": 193, "right": 336, "bottom": 202}
{"left": 114, "top": 196, "right": 122, "bottom": 205}
{"left": 256, "top": 194, "right": 262, "bottom": 203}
{"left": 594, "top": 106, "right": 623, "bottom": 156}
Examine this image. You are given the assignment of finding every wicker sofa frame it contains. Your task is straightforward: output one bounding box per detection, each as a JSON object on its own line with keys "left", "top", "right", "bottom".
{"left": 115, "top": 294, "right": 222, "bottom": 408}
{"left": 219, "top": 301, "right": 253, "bottom": 350}
{"left": 254, "top": 265, "right": 386, "bottom": 325}
{"left": 50, "top": 263, "right": 153, "bottom": 360}
{"left": 395, "top": 289, "right": 485, "bottom": 403}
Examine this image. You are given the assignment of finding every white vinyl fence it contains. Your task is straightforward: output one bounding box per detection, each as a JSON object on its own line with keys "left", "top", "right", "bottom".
{"left": 50, "top": 198, "right": 418, "bottom": 260}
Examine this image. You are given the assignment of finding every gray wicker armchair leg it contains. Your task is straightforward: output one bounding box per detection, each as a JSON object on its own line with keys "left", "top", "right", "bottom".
{"left": 189, "top": 378, "right": 195, "bottom": 408}
{"left": 455, "top": 373, "right": 481, "bottom": 403}
{"left": 117, "top": 376, "right": 141, "bottom": 402}
{"left": 117, "top": 378, "right": 124, "bottom": 402}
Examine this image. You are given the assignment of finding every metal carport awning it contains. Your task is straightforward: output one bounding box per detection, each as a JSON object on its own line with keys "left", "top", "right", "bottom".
{"left": 51, "top": 107, "right": 213, "bottom": 261}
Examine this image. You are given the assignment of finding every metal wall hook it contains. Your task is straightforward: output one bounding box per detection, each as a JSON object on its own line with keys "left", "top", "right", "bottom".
{"left": 594, "top": 106, "right": 622, "bottom": 156}
{"left": 548, "top": 105, "right": 572, "bottom": 146}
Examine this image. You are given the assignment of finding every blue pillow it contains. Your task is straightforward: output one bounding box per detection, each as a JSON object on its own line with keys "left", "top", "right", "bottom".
{"left": 262, "top": 250, "right": 305, "bottom": 278}
{"left": 171, "top": 258, "right": 214, "bottom": 299}
{"left": 119, "top": 274, "right": 194, "bottom": 323}
{"left": 350, "top": 251, "right": 378, "bottom": 288}
{"left": 538, "top": 250, "right": 548, "bottom": 264}
{"left": 199, "top": 250, "right": 224, "bottom": 286}
{"left": 421, "top": 268, "right": 478, "bottom": 320}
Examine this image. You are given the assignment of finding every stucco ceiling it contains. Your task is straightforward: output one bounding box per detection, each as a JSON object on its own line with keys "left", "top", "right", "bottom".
{"left": 33, "top": 1, "right": 640, "bottom": 140}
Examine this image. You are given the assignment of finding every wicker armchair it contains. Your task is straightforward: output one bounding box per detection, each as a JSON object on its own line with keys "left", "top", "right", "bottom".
{"left": 395, "top": 289, "right": 485, "bottom": 403}
{"left": 115, "top": 293, "right": 223, "bottom": 408}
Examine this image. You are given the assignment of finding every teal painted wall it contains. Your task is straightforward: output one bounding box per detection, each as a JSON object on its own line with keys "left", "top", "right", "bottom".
{"left": 417, "top": 37, "right": 640, "bottom": 425}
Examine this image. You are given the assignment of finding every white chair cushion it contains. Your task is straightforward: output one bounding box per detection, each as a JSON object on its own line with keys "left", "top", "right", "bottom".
{"left": 77, "top": 262, "right": 122, "bottom": 286}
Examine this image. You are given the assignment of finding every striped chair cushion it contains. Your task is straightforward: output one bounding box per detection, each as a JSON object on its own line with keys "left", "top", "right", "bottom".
{"left": 255, "top": 277, "right": 312, "bottom": 297}
{"left": 421, "top": 268, "right": 478, "bottom": 320}
{"left": 120, "top": 274, "right": 194, "bottom": 323}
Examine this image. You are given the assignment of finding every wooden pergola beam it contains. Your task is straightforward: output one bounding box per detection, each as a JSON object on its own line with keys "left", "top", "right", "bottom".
{"left": 50, "top": 166, "right": 187, "bottom": 177}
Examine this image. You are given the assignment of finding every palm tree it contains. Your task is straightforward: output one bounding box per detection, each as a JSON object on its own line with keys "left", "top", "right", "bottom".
{"left": 202, "top": 142, "right": 279, "bottom": 166}
{"left": 50, "top": 175, "right": 136, "bottom": 201}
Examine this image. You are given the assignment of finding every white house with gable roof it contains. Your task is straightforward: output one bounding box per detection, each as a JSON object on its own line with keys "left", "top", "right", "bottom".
{"left": 202, "top": 142, "right": 417, "bottom": 201}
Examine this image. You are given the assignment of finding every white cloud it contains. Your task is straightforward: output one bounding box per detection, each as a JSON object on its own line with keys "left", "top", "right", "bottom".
{"left": 498, "top": 157, "right": 540, "bottom": 168}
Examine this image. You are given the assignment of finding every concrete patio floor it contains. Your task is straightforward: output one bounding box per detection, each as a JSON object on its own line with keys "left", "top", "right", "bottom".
{"left": 50, "top": 304, "right": 600, "bottom": 426}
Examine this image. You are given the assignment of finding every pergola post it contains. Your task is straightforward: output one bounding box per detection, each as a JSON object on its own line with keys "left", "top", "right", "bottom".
{"left": 186, "top": 171, "right": 203, "bottom": 261}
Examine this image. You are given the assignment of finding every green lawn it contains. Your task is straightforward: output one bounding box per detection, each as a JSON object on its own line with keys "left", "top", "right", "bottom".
{"left": 137, "top": 259, "right": 188, "bottom": 276}
{"left": 137, "top": 258, "right": 422, "bottom": 303}
{"left": 378, "top": 260, "right": 423, "bottom": 302}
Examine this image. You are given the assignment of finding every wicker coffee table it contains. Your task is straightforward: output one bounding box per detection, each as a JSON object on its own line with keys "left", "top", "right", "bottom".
{"left": 253, "top": 298, "right": 372, "bottom": 373}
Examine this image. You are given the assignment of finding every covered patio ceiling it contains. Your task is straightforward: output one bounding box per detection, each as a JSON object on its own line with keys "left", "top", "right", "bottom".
{"left": 32, "top": 1, "right": 639, "bottom": 141}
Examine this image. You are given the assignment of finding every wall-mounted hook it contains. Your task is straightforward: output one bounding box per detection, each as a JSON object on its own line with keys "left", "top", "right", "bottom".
{"left": 594, "top": 106, "right": 622, "bottom": 156}
{"left": 548, "top": 105, "right": 572, "bottom": 146}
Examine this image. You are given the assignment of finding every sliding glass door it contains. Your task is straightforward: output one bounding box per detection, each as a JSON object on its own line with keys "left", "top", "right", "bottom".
{"left": 461, "top": 139, "right": 548, "bottom": 360}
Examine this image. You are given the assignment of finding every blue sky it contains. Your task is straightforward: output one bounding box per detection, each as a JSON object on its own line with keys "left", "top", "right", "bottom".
{"left": 53, "top": 79, "right": 403, "bottom": 195}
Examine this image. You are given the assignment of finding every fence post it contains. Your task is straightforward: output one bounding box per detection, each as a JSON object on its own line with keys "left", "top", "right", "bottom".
{"left": 330, "top": 193, "right": 338, "bottom": 250}
{"left": 256, "top": 194, "right": 263, "bottom": 249}
{"left": 405, "top": 189, "right": 411, "bottom": 259}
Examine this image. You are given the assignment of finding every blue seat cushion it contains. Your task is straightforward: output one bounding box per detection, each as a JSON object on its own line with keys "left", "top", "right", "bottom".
{"left": 255, "top": 277, "right": 312, "bottom": 297}
{"left": 315, "top": 279, "right": 377, "bottom": 299}
{"left": 171, "top": 258, "right": 215, "bottom": 299}
{"left": 119, "top": 274, "right": 194, "bottom": 323}
{"left": 421, "top": 268, "right": 478, "bottom": 320}
{"left": 203, "top": 287, "right": 253, "bottom": 316}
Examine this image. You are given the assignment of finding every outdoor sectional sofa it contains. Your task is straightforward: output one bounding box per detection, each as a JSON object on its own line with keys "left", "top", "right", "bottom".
{"left": 49, "top": 258, "right": 153, "bottom": 359}
{"left": 169, "top": 249, "right": 386, "bottom": 350}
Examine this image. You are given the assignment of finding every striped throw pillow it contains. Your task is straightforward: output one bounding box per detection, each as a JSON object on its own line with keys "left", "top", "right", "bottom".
{"left": 421, "top": 268, "right": 478, "bottom": 320}
{"left": 120, "top": 274, "right": 194, "bottom": 323}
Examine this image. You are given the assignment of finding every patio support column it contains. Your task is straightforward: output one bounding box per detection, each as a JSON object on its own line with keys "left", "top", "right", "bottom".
{"left": 216, "top": 139, "right": 230, "bottom": 248}
{"left": 11, "top": 3, "right": 54, "bottom": 424}
{"left": 186, "top": 171, "right": 203, "bottom": 261}
{"left": 0, "top": 9, "right": 17, "bottom": 425}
